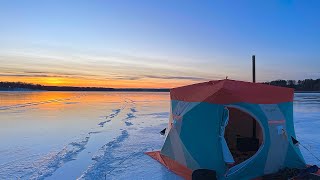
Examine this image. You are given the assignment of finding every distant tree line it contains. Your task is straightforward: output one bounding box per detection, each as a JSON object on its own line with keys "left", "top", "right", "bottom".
{"left": 0, "top": 81, "right": 170, "bottom": 92}
{"left": 1, "top": 79, "right": 320, "bottom": 92}
{"left": 264, "top": 79, "right": 320, "bottom": 91}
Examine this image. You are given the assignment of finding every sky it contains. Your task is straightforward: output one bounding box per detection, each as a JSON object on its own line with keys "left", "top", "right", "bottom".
{"left": 0, "top": 0, "right": 319, "bottom": 88}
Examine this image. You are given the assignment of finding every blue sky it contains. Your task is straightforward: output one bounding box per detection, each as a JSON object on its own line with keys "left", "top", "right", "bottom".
{"left": 0, "top": 0, "right": 319, "bottom": 87}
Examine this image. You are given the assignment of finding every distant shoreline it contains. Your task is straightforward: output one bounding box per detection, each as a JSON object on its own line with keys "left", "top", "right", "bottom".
{"left": 0, "top": 82, "right": 170, "bottom": 92}
{"left": 295, "top": 91, "right": 320, "bottom": 93}
{"left": 0, "top": 88, "right": 170, "bottom": 92}
{"left": 1, "top": 81, "right": 320, "bottom": 93}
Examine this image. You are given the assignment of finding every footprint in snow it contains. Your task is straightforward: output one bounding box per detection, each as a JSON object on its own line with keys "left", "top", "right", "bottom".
{"left": 125, "top": 121, "right": 133, "bottom": 126}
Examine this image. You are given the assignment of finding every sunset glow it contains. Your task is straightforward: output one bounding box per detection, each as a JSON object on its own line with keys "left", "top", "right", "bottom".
{"left": 0, "top": 76, "right": 196, "bottom": 88}
{"left": 1, "top": 1, "right": 320, "bottom": 88}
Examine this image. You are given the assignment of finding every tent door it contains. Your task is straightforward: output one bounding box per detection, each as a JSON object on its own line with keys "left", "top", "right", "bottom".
{"left": 223, "top": 106, "right": 265, "bottom": 177}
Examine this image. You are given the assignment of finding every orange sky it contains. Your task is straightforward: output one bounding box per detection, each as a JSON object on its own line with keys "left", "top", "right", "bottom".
{"left": 0, "top": 76, "right": 196, "bottom": 88}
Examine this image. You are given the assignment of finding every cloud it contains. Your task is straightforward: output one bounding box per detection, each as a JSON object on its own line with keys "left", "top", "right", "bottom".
{"left": 0, "top": 69, "right": 104, "bottom": 80}
{"left": 22, "top": 71, "right": 86, "bottom": 77}
{"left": 0, "top": 74, "right": 68, "bottom": 78}
{"left": 107, "top": 73, "right": 215, "bottom": 81}
{"left": 23, "top": 71, "right": 48, "bottom": 74}
{"left": 1, "top": 70, "right": 215, "bottom": 83}
{"left": 110, "top": 75, "right": 142, "bottom": 80}
{"left": 108, "top": 74, "right": 211, "bottom": 81}
{"left": 144, "top": 75, "right": 210, "bottom": 81}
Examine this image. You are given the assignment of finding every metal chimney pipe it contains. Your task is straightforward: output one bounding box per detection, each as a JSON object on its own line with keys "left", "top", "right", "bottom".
{"left": 252, "top": 55, "right": 256, "bottom": 138}
{"left": 252, "top": 55, "right": 256, "bottom": 83}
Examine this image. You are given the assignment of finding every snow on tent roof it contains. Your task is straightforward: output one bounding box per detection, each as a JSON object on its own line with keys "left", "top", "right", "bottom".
{"left": 170, "top": 79, "right": 294, "bottom": 104}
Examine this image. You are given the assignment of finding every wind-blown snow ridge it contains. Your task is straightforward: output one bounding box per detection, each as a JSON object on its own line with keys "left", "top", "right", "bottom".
{"left": 78, "top": 130, "right": 129, "bottom": 179}
{"left": 0, "top": 94, "right": 86, "bottom": 111}
{"left": 0, "top": 98, "right": 70, "bottom": 110}
{"left": 21, "top": 135, "right": 91, "bottom": 180}
{"left": 20, "top": 103, "right": 128, "bottom": 179}
{"left": 79, "top": 104, "right": 139, "bottom": 179}
{"left": 25, "top": 105, "right": 128, "bottom": 179}
{"left": 98, "top": 108, "right": 121, "bottom": 127}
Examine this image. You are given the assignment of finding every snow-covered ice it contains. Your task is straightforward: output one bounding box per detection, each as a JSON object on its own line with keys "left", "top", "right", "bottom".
{"left": 0, "top": 92, "right": 319, "bottom": 180}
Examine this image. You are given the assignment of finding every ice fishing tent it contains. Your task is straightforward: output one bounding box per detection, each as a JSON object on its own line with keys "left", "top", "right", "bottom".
{"left": 147, "top": 79, "right": 306, "bottom": 180}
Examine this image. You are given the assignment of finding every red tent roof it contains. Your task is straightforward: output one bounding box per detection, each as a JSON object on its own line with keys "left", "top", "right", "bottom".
{"left": 170, "top": 79, "right": 294, "bottom": 104}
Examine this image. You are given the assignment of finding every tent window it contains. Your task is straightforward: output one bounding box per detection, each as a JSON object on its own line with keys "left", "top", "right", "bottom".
{"left": 224, "top": 107, "right": 263, "bottom": 166}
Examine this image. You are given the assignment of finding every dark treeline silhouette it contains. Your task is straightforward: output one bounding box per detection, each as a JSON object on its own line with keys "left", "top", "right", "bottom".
{"left": 0, "top": 82, "right": 170, "bottom": 92}
{"left": 264, "top": 79, "right": 320, "bottom": 91}
{"left": 1, "top": 79, "right": 320, "bottom": 92}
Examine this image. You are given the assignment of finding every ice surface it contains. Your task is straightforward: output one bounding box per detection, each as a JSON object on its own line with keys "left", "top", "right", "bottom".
{"left": 0, "top": 92, "right": 180, "bottom": 179}
{"left": 294, "top": 93, "right": 320, "bottom": 166}
{"left": 0, "top": 92, "right": 319, "bottom": 180}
